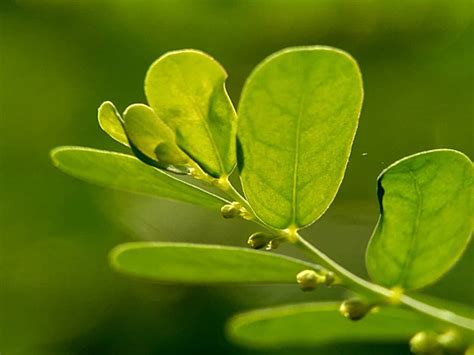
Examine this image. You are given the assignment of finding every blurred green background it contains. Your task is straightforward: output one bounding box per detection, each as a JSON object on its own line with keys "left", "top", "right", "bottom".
{"left": 1, "top": 0, "right": 473, "bottom": 354}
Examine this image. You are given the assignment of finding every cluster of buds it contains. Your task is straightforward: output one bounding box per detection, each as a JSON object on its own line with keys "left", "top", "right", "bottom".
{"left": 296, "top": 268, "right": 335, "bottom": 291}
{"left": 410, "top": 330, "right": 465, "bottom": 354}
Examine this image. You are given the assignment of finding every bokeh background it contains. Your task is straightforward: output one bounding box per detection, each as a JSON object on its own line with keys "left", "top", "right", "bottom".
{"left": 1, "top": 0, "right": 473, "bottom": 354}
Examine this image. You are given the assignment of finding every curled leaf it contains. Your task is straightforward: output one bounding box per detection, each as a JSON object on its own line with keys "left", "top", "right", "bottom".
{"left": 145, "top": 49, "right": 237, "bottom": 178}
{"left": 123, "top": 103, "right": 190, "bottom": 174}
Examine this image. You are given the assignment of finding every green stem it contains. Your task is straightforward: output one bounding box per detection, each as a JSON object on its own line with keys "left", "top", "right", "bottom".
{"left": 400, "top": 294, "right": 474, "bottom": 331}
{"left": 293, "top": 233, "right": 474, "bottom": 332}
{"left": 216, "top": 179, "right": 474, "bottom": 332}
{"left": 219, "top": 178, "right": 252, "bottom": 212}
{"left": 293, "top": 234, "right": 392, "bottom": 299}
{"left": 219, "top": 178, "right": 283, "bottom": 234}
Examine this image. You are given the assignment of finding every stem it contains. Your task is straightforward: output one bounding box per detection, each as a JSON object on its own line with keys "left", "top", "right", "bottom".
{"left": 293, "top": 233, "right": 474, "bottom": 332}
{"left": 215, "top": 179, "right": 474, "bottom": 332}
{"left": 219, "top": 179, "right": 251, "bottom": 212}
{"left": 219, "top": 178, "right": 283, "bottom": 234}
{"left": 293, "top": 234, "right": 392, "bottom": 299}
{"left": 400, "top": 295, "right": 474, "bottom": 331}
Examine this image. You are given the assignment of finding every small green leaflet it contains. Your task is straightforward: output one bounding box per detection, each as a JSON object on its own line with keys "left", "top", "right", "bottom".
{"left": 123, "top": 103, "right": 191, "bottom": 174}
{"left": 97, "top": 101, "right": 129, "bottom": 146}
{"left": 145, "top": 50, "right": 237, "bottom": 178}
{"left": 110, "top": 242, "right": 318, "bottom": 284}
{"left": 50, "top": 147, "right": 227, "bottom": 210}
{"left": 227, "top": 302, "right": 434, "bottom": 349}
{"left": 237, "top": 46, "right": 363, "bottom": 230}
{"left": 366, "top": 149, "right": 473, "bottom": 290}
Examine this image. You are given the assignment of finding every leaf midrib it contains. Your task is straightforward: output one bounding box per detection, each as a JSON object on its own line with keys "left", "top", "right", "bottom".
{"left": 396, "top": 167, "right": 423, "bottom": 287}
{"left": 290, "top": 77, "right": 309, "bottom": 228}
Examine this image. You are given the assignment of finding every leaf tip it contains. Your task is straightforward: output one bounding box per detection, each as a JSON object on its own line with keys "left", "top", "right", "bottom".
{"left": 224, "top": 312, "right": 249, "bottom": 347}
{"left": 49, "top": 146, "right": 72, "bottom": 167}
{"left": 108, "top": 243, "right": 130, "bottom": 272}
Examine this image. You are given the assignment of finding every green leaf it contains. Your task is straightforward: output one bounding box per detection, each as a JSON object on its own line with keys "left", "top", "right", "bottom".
{"left": 110, "top": 242, "right": 317, "bottom": 284}
{"left": 237, "top": 46, "right": 363, "bottom": 230}
{"left": 366, "top": 149, "right": 474, "bottom": 290}
{"left": 50, "top": 147, "right": 227, "bottom": 209}
{"left": 123, "top": 103, "right": 190, "bottom": 174}
{"left": 145, "top": 49, "right": 237, "bottom": 178}
{"left": 98, "top": 101, "right": 129, "bottom": 146}
{"left": 227, "top": 302, "right": 435, "bottom": 349}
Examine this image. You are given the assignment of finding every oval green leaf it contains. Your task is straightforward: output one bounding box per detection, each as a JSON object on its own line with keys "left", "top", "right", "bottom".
{"left": 366, "top": 149, "right": 474, "bottom": 290}
{"left": 110, "top": 242, "right": 317, "bottom": 284}
{"left": 227, "top": 302, "right": 435, "bottom": 349}
{"left": 123, "top": 103, "right": 190, "bottom": 173}
{"left": 50, "top": 147, "right": 227, "bottom": 210}
{"left": 145, "top": 49, "right": 237, "bottom": 178}
{"left": 98, "top": 101, "right": 129, "bottom": 146}
{"left": 237, "top": 46, "right": 363, "bottom": 230}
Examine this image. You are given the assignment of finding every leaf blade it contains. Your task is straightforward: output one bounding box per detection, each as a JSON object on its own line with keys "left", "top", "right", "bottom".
{"left": 366, "top": 149, "right": 474, "bottom": 290}
{"left": 98, "top": 101, "right": 129, "bottom": 146}
{"left": 50, "top": 146, "right": 227, "bottom": 210}
{"left": 123, "top": 103, "right": 191, "bottom": 173}
{"left": 145, "top": 49, "right": 237, "bottom": 177}
{"left": 110, "top": 242, "right": 317, "bottom": 284}
{"left": 227, "top": 302, "right": 435, "bottom": 349}
{"left": 237, "top": 46, "right": 363, "bottom": 229}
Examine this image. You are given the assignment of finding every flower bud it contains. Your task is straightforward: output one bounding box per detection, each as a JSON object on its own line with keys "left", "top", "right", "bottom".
{"left": 409, "top": 331, "right": 441, "bottom": 354}
{"left": 437, "top": 330, "right": 463, "bottom": 353}
{"left": 339, "top": 299, "right": 372, "bottom": 321}
{"left": 324, "top": 271, "right": 335, "bottom": 286}
{"left": 247, "top": 232, "right": 273, "bottom": 249}
{"left": 296, "top": 269, "right": 325, "bottom": 291}
{"left": 220, "top": 202, "right": 242, "bottom": 219}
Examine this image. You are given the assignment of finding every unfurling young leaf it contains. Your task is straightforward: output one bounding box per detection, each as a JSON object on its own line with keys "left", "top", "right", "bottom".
{"left": 145, "top": 50, "right": 237, "bottom": 178}
{"left": 366, "top": 149, "right": 474, "bottom": 290}
{"left": 237, "top": 46, "right": 363, "bottom": 230}
{"left": 50, "top": 147, "right": 228, "bottom": 210}
{"left": 98, "top": 101, "right": 129, "bottom": 146}
{"left": 123, "top": 103, "right": 191, "bottom": 174}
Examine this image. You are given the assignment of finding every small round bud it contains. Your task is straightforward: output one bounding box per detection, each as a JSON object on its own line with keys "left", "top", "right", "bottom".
{"left": 437, "top": 330, "right": 463, "bottom": 353}
{"left": 247, "top": 232, "right": 273, "bottom": 249}
{"left": 296, "top": 269, "right": 324, "bottom": 291}
{"left": 339, "top": 299, "right": 372, "bottom": 321}
{"left": 409, "top": 331, "right": 441, "bottom": 354}
{"left": 324, "top": 271, "right": 335, "bottom": 286}
{"left": 220, "top": 202, "right": 241, "bottom": 219}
